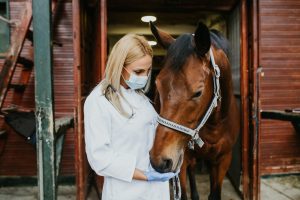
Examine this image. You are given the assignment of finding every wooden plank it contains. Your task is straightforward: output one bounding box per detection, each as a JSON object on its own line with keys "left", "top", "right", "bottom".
{"left": 32, "top": 0, "right": 56, "bottom": 199}
{"left": 258, "top": 0, "right": 300, "bottom": 181}
{"left": 12, "top": 0, "right": 59, "bottom": 107}
{"left": 261, "top": 110, "right": 300, "bottom": 122}
{"left": 0, "top": 1, "right": 32, "bottom": 110}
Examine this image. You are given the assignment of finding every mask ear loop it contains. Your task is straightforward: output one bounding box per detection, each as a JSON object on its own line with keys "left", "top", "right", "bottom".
{"left": 121, "top": 67, "right": 131, "bottom": 88}
{"left": 121, "top": 74, "right": 127, "bottom": 82}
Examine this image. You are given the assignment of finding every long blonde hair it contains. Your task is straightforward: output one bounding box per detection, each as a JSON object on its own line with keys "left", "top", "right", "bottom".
{"left": 100, "top": 34, "right": 153, "bottom": 117}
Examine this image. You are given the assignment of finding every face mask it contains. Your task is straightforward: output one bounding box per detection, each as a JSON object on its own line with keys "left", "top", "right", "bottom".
{"left": 123, "top": 68, "right": 149, "bottom": 90}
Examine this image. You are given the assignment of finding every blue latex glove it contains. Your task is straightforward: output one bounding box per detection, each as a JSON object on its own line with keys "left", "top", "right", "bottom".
{"left": 144, "top": 170, "right": 179, "bottom": 182}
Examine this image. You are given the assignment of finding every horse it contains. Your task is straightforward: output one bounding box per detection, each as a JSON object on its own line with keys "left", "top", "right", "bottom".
{"left": 149, "top": 21, "right": 240, "bottom": 200}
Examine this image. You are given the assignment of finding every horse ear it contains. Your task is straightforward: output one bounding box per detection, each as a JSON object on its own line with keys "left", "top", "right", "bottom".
{"left": 150, "top": 21, "right": 175, "bottom": 49}
{"left": 194, "top": 22, "right": 211, "bottom": 56}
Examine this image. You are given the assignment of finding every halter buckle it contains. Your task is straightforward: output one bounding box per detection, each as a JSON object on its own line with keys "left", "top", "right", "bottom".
{"left": 214, "top": 66, "right": 220, "bottom": 78}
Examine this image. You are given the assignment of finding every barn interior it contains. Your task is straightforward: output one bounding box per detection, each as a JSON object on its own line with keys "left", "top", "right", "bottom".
{"left": 107, "top": 0, "right": 242, "bottom": 198}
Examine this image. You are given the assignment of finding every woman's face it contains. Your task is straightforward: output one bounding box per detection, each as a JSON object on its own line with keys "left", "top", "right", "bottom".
{"left": 121, "top": 55, "right": 152, "bottom": 88}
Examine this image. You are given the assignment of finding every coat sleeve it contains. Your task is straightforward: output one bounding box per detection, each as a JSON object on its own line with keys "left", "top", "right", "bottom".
{"left": 84, "top": 94, "right": 137, "bottom": 182}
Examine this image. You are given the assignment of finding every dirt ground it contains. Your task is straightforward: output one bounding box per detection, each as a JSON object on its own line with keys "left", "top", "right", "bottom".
{"left": 0, "top": 174, "right": 299, "bottom": 200}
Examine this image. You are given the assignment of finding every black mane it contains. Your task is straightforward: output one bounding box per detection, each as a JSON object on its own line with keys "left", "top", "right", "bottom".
{"left": 210, "top": 29, "right": 230, "bottom": 56}
{"left": 166, "top": 30, "right": 229, "bottom": 71}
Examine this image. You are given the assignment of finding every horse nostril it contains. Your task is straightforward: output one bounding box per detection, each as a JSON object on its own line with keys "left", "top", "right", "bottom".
{"left": 162, "top": 158, "right": 173, "bottom": 172}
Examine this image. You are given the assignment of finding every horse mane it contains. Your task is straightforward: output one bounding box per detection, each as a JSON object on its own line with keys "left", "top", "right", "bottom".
{"left": 166, "top": 34, "right": 194, "bottom": 71}
{"left": 166, "top": 30, "right": 229, "bottom": 71}
{"left": 210, "top": 29, "right": 230, "bottom": 56}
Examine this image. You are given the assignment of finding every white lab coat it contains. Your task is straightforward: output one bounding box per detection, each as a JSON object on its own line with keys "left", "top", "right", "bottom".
{"left": 84, "top": 83, "right": 170, "bottom": 200}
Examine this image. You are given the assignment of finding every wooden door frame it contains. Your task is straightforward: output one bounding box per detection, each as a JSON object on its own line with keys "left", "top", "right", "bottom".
{"left": 73, "top": 0, "right": 107, "bottom": 199}
{"left": 240, "top": 0, "right": 263, "bottom": 199}
{"left": 240, "top": 0, "right": 250, "bottom": 199}
{"left": 248, "top": 0, "right": 261, "bottom": 199}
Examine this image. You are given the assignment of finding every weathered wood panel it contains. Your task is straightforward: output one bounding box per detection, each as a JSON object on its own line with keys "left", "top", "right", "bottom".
{"left": 259, "top": 0, "right": 300, "bottom": 175}
{"left": 0, "top": 0, "right": 74, "bottom": 176}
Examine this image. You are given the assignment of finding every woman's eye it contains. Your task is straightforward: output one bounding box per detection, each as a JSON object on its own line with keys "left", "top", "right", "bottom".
{"left": 134, "top": 71, "right": 143, "bottom": 74}
{"left": 192, "top": 91, "right": 202, "bottom": 99}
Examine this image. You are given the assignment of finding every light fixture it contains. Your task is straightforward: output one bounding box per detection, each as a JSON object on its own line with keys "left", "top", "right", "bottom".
{"left": 141, "top": 16, "right": 157, "bottom": 23}
{"left": 148, "top": 41, "right": 157, "bottom": 46}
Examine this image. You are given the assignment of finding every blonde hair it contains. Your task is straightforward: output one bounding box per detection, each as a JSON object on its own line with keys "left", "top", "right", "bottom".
{"left": 100, "top": 34, "right": 153, "bottom": 117}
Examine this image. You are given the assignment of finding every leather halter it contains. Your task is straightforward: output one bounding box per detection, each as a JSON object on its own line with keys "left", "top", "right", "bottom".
{"left": 157, "top": 48, "right": 221, "bottom": 150}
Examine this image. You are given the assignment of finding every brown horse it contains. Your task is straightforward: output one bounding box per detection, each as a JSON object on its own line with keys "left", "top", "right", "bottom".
{"left": 149, "top": 22, "right": 240, "bottom": 200}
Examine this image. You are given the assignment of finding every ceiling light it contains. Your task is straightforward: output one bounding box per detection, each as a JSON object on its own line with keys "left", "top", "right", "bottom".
{"left": 148, "top": 41, "right": 157, "bottom": 46}
{"left": 141, "top": 16, "right": 157, "bottom": 23}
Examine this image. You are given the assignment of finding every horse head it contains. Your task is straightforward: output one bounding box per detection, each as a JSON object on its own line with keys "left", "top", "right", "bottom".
{"left": 149, "top": 22, "right": 222, "bottom": 173}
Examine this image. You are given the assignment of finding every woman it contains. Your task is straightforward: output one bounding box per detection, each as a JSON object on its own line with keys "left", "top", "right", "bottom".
{"left": 84, "top": 34, "right": 177, "bottom": 200}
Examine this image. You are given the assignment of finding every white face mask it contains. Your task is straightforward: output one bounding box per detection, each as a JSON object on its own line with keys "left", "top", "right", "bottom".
{"left": 123, "top": 68, "right": 149, "bottom": 90}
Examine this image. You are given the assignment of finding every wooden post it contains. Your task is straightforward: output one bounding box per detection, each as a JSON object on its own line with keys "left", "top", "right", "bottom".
{"left": 32, "top": 0, "right": 56, "bottom": 199}
{"left": 240, "top": 0, "right": 250, "bottom": 199}
{"left": 73, "top": 1, "right": 107, "bottom": 199}
{"left": 250, "top": 0, "right": 260, "bottom": 199}
{"left": 92, "top": 0, "right": 107, "bottom": 83}
{"left": 100, "top": 0, "right": 107, "bottom": 79}
{"left": 72, "top": 0, "right": 88, "bottom": 199}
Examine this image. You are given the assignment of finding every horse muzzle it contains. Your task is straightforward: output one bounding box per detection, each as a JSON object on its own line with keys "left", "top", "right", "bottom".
{"left": 150, "top": 149, "right": 184, "bottom": 173}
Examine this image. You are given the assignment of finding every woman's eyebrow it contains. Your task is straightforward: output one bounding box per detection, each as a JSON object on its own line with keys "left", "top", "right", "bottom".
{"left": 133, "top": 64, "right": 152, "bottom": 71}
{"left": 133, "top": 68, "right": 145, "bottom": 71}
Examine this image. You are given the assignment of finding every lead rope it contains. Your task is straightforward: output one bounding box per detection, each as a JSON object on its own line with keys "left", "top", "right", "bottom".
{"left": 172, "top": 175, "right": 181, "bottom": 200}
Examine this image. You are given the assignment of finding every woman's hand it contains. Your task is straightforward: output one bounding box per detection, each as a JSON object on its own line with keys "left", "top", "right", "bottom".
{"left": 144, "top": 170, "right": 179, "bottom": 182}
{"left": 133, "top": 169, "right": 148, "bottom": 181}
{"left": 132, "top": 168, "right": 179, "bottom": 182}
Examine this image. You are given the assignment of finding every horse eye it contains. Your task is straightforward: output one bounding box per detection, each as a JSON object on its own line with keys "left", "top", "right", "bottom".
{"left": 192, "top": 91, "right": 202, "bottom": 99}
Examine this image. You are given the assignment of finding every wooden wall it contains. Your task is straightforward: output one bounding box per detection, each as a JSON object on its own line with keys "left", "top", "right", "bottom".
{"left": 0, "top": 0, "right": 75, "bottom": 177}
{"left": 258, "top": 0, "right": 300, "bottom": 175}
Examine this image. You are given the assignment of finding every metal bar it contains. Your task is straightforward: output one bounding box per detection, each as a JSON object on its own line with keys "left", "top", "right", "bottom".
{"left": 261, "top": 110, "right": 300, "bottom": 122}
{"left": 55, "top": 133, "right": 65, "bottom": 178}
{"left": 32, "top": 0, "right": 56, "bottom": 199}
{"left": 240, "top": 0, "right": 250, "bottom": 199}
{"left": 55, "top": 117, "right": 74, "bottom": 178}
{"left": 0, "top": 15, "right": 15, "bottom": 25}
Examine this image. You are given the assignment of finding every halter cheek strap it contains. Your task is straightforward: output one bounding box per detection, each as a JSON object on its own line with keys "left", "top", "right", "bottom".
{"left": 156, "top": 48, "right": 221, "bottom": 150}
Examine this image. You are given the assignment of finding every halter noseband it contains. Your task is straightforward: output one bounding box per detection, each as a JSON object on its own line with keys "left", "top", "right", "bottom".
{"left": 157, "top": 48, "right": 221, "bottom": 150}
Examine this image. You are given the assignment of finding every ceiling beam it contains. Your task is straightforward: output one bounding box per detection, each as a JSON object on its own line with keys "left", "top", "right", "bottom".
{"left": 108, "top": 5, "right": 233, "bottom": 13}
{"left": 108, "top": 24, "right": 196, "bottom": 35}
